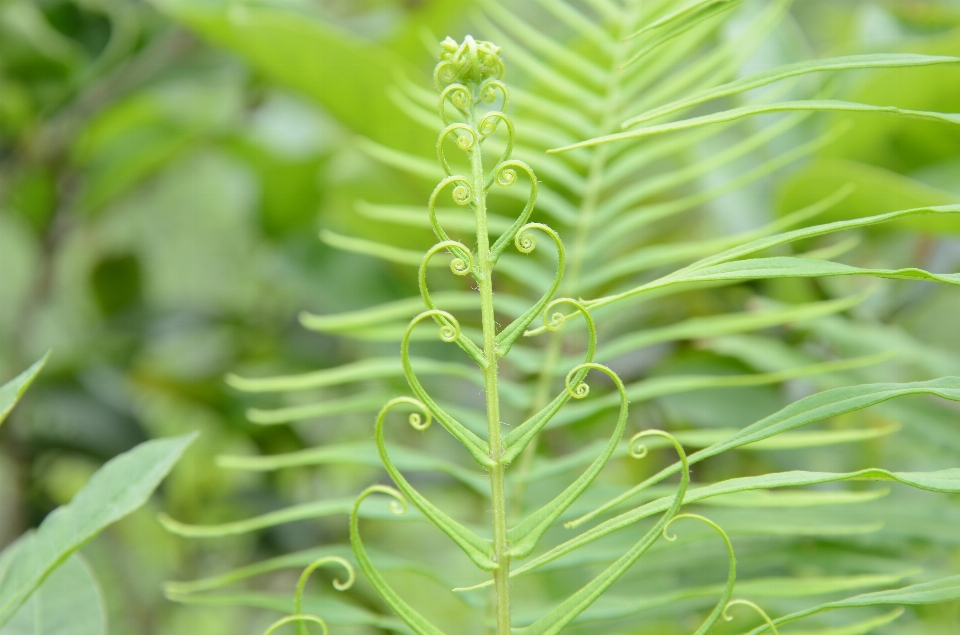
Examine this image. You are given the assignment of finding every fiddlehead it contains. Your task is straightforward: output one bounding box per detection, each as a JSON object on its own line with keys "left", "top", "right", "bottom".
{"left": 350, "top": 486, "right": 450, "bottom": 635}
{"left": 434, "top": 36, "right": 505, "bottom": 91}
{"left": 663, "top": 514, "right": 736, "bottom": 635}
{"left": 375, "top": 397, "right": 496, "bottom": 570}
{"left": 724, "top": 599, "right": 781, "bottom": 635}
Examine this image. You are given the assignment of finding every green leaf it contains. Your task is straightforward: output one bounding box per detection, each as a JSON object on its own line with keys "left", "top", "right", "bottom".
{"left": 0, "top": 555, "right": 105, "bottom": 635}
{"left": 0, "top": 353, "right": 48, "bottom": 427}
{"left": 225, "top": 357, "right": 484, "bottom": 393}
{"left": 577, "top": 377, "right": 960, "bottom": 525}
{"left": 159, "top": 498, "right": 375, "bottom": 538}
{"left": 166, "top": 589, "right": 410, "bottom": 633}
{"left": 625, "top": 54, "right": 960, "bottom": 127}
{"left": 504, "top": 466, "right": 960, "bottom": 586}
{"left": 744, "top": 576, "right": 960, "bottom": 634}
{"left": 151, "top": 0, "right": 432, "bottom": 155}
{"left": 552, "top": 100, "right": 960, "bottom": 153}
{"left": 777, "top": 159, "right": 960, "bottom": 234}
{"left": 0, "top": 433, "right": 195, "bottom": 627}
{"left": 621, "top": 0, "right": 746, "bottom": 68}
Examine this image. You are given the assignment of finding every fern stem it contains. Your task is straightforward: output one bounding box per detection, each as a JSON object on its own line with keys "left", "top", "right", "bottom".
{"left": 469, "top": 97, "right": 512, "bottom": 634}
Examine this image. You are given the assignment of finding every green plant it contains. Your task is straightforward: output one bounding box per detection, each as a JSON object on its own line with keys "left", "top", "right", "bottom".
{"left": 0, "top": 356, "right": 194, "bottom": 634}
{"left": 158, "top": 2, "right": 960, "bottom": 633}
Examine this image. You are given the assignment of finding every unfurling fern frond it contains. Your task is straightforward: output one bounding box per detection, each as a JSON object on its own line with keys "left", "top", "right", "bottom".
{"left": 159, "top": 1, "right": 960, "bottom": 633}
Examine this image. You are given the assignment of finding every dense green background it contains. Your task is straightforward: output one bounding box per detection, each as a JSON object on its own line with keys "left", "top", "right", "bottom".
{"left": 2, "top": 1, "right": 959, "bottom": 634}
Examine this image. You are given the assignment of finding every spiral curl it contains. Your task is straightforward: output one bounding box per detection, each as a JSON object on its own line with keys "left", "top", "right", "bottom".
{"left": 438, "top": 124, "right": 478, "bottom": 176}
{"left": 404, "top": 309, "right": 462, "bottom": 348}
{"left": 379, "top": 397, "right": 434, "bottom": 434}
{"left": 435, "top": 36, "right": 504, "bottom": 90}
{"left": 515, "top": 230, "right": 536, "bottom": 253}
{"left": 439, "top": 83, "right": 472, "bottom": 125}
{"left": 723, "top": 600, "right": 781, "bottom": 634}
{"left": 263, "top": 615, "right": 328, "bottom": 635}
{"left": 480, "top": 79, "right": 509, "bottom": 113}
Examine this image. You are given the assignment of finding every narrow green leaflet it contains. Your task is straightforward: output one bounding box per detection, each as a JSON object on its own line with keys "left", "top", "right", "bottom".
{"left": 744, "top": 576, "right": 960, "bottom": 634}
{"left": 166, "top": 590, "right": 411, "bottom": 633}
{"left": 506, "top": 467, "right": 960, "bottom": 585}
{"left": 576, "top": 377, "right": 960, "bottom": 525}
{"left": 0, "top": 433, "right": 195, "bottom": 627}
{"left": 0, "top": 555, "right": 105, "bottom": 635}
{"left": 216, "top": 442, "right": 489, "bottom": 495}
{"left": 625, "top": 54, "right": 960, "bottom": 126}
{"left": 0, "top": 353, "right": 48, "bottom": 427}
{"left": 552, "top": 100, "right": 960, "bottom": 152}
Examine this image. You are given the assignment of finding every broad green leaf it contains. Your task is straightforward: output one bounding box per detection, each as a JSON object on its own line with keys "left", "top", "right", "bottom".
{"left": 151, "top": 0, "right": 432, "bottom": 155}
{"left": 0, "top": 353, "right": 47, "bottom": 427}
{"left": 0, "top": 434, "right": 195, "bottom": 627}
{"left": 552, "top": 100, "right": 960, "bottom": 152}
{"left": 626, "top": 54, "right": 960, "bottom": 127}
{"left": 744, "top": 575, "right": 960, "bottom": 634}
{"left": 0, "top": 555, "right": 105, "bottom": 635}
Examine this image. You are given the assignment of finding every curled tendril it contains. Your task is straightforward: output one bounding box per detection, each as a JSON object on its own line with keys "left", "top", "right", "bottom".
{"left": 427, "top": 176, "right": 473, "bottom": 253}
{"left": 564, "top": 365, "right": 591, "bottom": 399}
{"left": 404, "top": 308, "right": 462, "bottom": 346}
{"left": 542, "top": 297, "right": 593, "bottom": 338}
{"left": 292, "top": 557, "right": 354, "bottom": 635}
{"left": 495, "top": 164, "right": 517, "bottom": 187}
{"left": 379, "top": 396, "right": 433, "bottom": 433}
{"left": 478, "top": 112, "right": 514, "bottom": 167}
{"left": 439, "top": 83, "right": 472, "bottom": 125}
{"left": 629, "top": 430, "right": 687, "bottom": 463}
{"left": 438, "top": 124, "right": 478, "bottom": 176}
{"left": 724, "top": 599, "right": 781, "bottom": 635}
{"left": 514, "top": 228, "right": 536, "bottom": 253}
{"left": 663, "top": 515, "right": 737, "bottom": 635}
{"left": 486, "top": 161, "right": 538, "bottom": 260}
{"left": 629, "top": 433, "right": 649, "bottom": 459}
{"left": 262, "top": 615, "right": 328, "bottom": 635}
{"left": 480, "top": 79, "right": 509, "bottom": 113}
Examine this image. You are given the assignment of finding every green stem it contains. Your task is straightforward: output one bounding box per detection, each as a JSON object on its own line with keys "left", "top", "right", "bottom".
{"left": 470, "top": 101, "right": 511, "bottom": 634}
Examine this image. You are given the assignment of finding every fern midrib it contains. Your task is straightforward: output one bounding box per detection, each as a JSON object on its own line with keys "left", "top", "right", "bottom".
{"left": 511, "top": 1, "right": 644, "bottom": 516}
{"left": 564, "top": 3, "right": 643, "bottom": 294}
